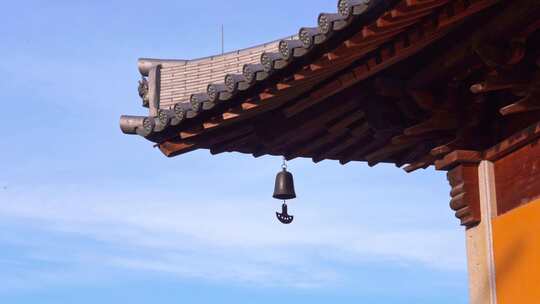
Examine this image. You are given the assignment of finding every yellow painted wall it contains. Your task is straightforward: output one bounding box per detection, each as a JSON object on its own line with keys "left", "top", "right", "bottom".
{"left": 493, "top": 198, "right": 540, "bottom": 303}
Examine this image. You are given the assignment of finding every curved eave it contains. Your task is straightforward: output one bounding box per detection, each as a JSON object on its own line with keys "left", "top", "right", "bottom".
{"left": 119, "top": 0, "right": 536, "bottom": 172}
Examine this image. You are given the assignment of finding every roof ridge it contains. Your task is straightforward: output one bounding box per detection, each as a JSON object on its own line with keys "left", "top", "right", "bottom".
{"left": 139, "top": 35, "right": 298, "bottom": 66}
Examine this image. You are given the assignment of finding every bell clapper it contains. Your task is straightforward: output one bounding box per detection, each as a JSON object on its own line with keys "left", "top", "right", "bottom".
{"left": 276, "top": 200, "right": 294, "bottom": 224}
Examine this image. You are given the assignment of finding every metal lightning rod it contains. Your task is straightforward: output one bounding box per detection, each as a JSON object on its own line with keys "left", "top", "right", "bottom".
{"left": 221, "top": 24, "right": 224, "bottom": 55}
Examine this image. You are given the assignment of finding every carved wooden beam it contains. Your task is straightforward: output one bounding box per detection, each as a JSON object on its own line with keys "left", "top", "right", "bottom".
{"left": 313, "top": 135, "right": 359, "bottom": 163}
{"left": 407, "top": 0, "right": 530, "bottom": 89}
{"left": 365, "top": 141, "right": 418, "bottom": 166}
{"left": 499, "top": 93, "right": 540, "bottom": 116}
{"left": 395, "top": 142, "right": 433, "bottom": 168}
{"left": 287, "top": 130, "right": 349, "bottom": 160}
{"left": 471, "top": 0, "right": 540, "bottom": 68}
{"left": 470, "top": 79, "right": 527, "bottom": 94}
{"left": 391, "top": 132, "right": 444, "bottom": 145}
{"left": 403, "top": 110, "right": 458, "bottom": 135}
{"left": 328, "top": 110, "right": 365, "bottom": 133}
{"left": 403, "top": 155, "right": 435, "bottom": 172}
{"left": 158, "top": 126, "right": 253, "bottom": 157}
{"left": 339, "top": 133, "right": 394, "bottom": 164}
{"left": 497, "top": 70, "right": 540, "bottom": 115}
{"left": 473, "top": 38, "right": 527, "bottom": 68}
{"left": 270, "top": 96, "right": 361, "bottom": 149}
{"left": 430, "top": 127, "right": 480, "bottom": 157}
{"left": 431, "top": 136, "right": 463, "bottom": 156}
{"left": 158, "top": 141, "right": 197, "bottom": 157}
{"left": 210, "top": 133, "right": 255, "bottom": 155}
{"left": 484, "top": 121, "right": 540, "bottom": 161}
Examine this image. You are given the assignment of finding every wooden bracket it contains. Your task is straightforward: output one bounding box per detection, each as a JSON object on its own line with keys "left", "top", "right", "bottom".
{"left": 435, "top": 150, "right": 483, "bottom": 171}
{"left": 447, "top": 163, "right": 481, "bottom": 228}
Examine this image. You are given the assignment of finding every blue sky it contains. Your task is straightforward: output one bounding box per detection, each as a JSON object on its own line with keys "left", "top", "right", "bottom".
{"left": 0, "top": 1, "right": 467, "bottom": 303}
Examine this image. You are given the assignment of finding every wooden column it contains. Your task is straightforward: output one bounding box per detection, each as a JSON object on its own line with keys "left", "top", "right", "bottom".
{"left": 437, "top": 152, "right": 498, "bottom": 304}
{"left": 466, "top": 160, "right": 498, "bottom": 304}
{"left": 439, "top": 123, "right": 540, "bottom": 303}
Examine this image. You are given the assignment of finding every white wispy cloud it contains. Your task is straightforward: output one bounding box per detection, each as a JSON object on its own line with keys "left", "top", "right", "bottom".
{"left": 0, "top": 181, "right": 465, "bottom": 291}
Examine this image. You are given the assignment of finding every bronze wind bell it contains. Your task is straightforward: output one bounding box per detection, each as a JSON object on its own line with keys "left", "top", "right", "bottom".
{"left": 273, "top": 158, "right": 296, "bottom": 224}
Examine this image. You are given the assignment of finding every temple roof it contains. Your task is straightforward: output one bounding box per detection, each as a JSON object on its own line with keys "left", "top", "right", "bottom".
{"left": 120, "top": 0, "right": 540, "bottom": 172}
